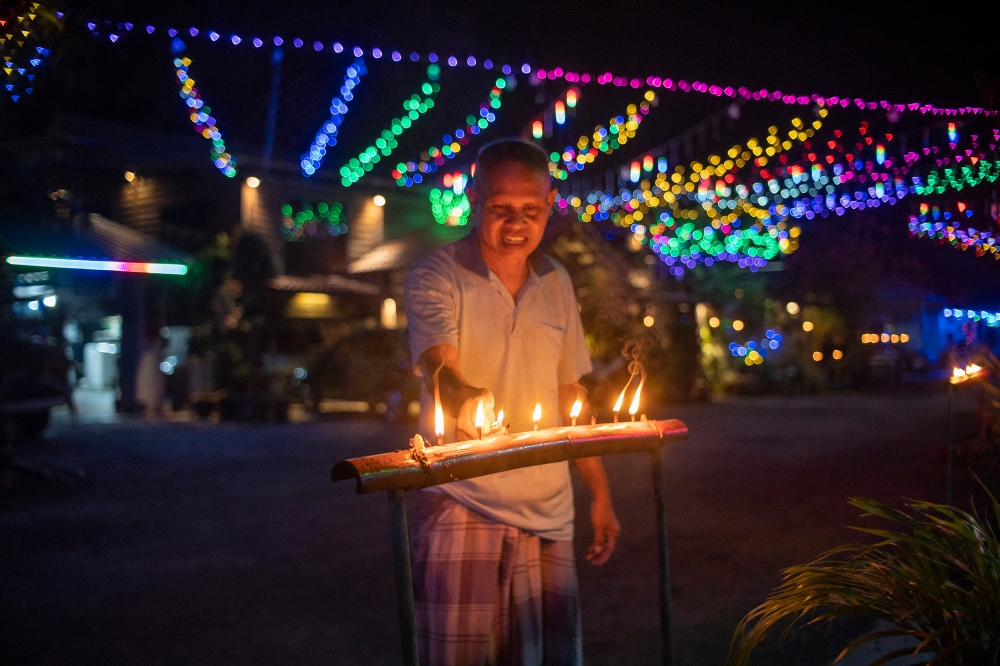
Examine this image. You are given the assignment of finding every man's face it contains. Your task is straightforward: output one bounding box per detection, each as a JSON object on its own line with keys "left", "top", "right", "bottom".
{"left": 467, "top": 161, "right": 556, "bottom": 263}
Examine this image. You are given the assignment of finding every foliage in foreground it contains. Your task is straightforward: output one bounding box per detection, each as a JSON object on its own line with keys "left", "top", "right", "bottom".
{"left": 727, "top": 494, "right": 1000, "bottom": 666}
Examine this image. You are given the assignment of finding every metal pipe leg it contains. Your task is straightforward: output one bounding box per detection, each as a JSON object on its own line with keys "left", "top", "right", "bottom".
{"left": 946, "top": 383, "right": 954, "bottom": 507}
{"left": 387, "top": 489, "right": 419, "bottom": 666}
{"left": 650, "top": 448, "right": 675, "bottom": 666}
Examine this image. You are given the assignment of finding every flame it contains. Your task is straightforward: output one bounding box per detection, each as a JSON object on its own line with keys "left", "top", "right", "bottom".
{"left": 434, "top": 383, "right": 444, "bottom": 439}
{"left": 496, "top": 408, "right": 504, "bottom": 425}
{"left": 613, "top": 375, "right": 632, "bottom": 414}
{"left": 628, "top": 379, "right": 644, "bottom": 416}
{"left": 612, "top": 387, "right": 627, "bottom": 413}
{"left": 570, "top": 399, "right": 582, "bottom": 419}
{"left": 532, "top": 403, "right": 542, "bottom": 423}
{"left": 953, "top": 367, "right": 966, "bottom": 379}
{"left": 968, "top": 364, "right": 981, "bottom": 374}
{"left": 474, "top": 399, "right": 484, "bottom": 432}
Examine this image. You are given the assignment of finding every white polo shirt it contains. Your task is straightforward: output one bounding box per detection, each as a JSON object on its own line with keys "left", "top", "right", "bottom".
{"left": 404, "top": 232, "right": 593, "bottom": 540}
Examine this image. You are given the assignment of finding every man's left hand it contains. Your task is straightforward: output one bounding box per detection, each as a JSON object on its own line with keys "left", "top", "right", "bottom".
{"left": 586, "top": 496, "right": 621, "bottom": 566}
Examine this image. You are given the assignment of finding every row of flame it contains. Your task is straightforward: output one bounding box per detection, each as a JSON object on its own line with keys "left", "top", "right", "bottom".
{"left": 431, "top": 374, "right": 646, "bottom": 444}
{"left": 951, "top": 363, "right": 984, "bottom": 384}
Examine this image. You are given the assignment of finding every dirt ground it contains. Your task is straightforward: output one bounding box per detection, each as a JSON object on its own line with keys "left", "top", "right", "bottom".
{"left": 0, "top": 393, "right": 962, "bottom": 665}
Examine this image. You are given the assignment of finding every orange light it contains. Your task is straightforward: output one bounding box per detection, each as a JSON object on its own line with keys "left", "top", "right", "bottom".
{"left": 532, "top": 120, "right": 543, "bottom": 139}
{"left": 566, "top": 89, "right": 578, "bottom": 108}
{"left": 570, "top": 399, "right": 582, "bottom": 427}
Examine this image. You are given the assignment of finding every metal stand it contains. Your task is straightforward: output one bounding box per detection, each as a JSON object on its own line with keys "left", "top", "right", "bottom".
{"left": 650, "top": 448, "right": 675, "bottom": 666}
{"left": 946, "top": 382, "right": 954, "bottom": 507}
{"left": 382, "top": 459, "right": 676, "bottom": 666}
{"left": 333, "top": 420, "right": 687, "bottom": 665}
{"left": 387, "top": 489, "right": 419, "bottom": 666}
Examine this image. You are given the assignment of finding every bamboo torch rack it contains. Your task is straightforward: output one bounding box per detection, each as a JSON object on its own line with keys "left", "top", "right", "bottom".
{"left": 332, "top": 418, "right": 688, "bottom": 666}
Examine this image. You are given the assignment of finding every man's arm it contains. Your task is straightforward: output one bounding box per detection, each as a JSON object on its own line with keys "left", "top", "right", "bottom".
{"left": 559, "top": 383, "right": 621, "bottom": 566}
{"left": 419, "top": 344, "right": 495, "bottom": 441}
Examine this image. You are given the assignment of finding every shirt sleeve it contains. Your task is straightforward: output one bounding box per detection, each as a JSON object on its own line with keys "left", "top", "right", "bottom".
{"left": 404, "top": 252, "right": 460, "bottom": 366}
{"left": 556, "top": 268, "right": 593, "bottom": 385}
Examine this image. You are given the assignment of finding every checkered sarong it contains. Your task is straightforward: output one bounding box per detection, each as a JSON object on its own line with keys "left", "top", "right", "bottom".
{"left": 412, "top": 491, "right": 583, "bottom": 666}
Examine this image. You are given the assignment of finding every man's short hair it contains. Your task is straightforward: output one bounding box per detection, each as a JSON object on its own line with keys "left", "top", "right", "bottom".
{"left": 473, "top": 139, "right": 551, "bottom": 188}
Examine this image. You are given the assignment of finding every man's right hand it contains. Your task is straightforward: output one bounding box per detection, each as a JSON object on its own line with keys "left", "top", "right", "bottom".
{"left": 455, "top": 389, "right": 496, "bottom": 441}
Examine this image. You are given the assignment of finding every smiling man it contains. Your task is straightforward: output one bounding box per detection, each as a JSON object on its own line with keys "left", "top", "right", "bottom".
{"left": 404, "top": 139, "right": 620, "bottom": 666}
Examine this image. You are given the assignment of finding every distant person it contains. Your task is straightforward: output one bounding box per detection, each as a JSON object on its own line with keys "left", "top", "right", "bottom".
{"left": 404, "top": 139, "right": 619, "bottom": 665}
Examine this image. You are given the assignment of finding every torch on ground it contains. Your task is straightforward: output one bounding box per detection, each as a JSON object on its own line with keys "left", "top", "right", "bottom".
{"left": 331, "top": 417, "right": 689, "bottom": 666}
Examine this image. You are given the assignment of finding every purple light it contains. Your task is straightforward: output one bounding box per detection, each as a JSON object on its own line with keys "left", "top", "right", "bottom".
{"left": 273, "top": 36, "right": 283, "bottom": 45}
{"left": 146, "top": 25, "right": 155, "bottom": 34}
{"left": 189, "top": 27, "right": 198, "bottom": 36}
{"left": 109, "top": 34, "right": 118, "bottom": 42}
{"left": 521, "top": 63, "right": 531, "bottom": 74}
{"left": 168, "top": 28, "right": 177, "bottom": 37}
{"left": 447, "top": 56, "right": 457, "bottom": 66}
{"left": 353, "top": 46, "right": 363, "bottom": 57}
{"left": 314, "top": 41, "right": 323, "bottom": 51}
{"left": 372, "top": 48, "right": 382, "bottom": 58}
{"left": 209, "top": 31, "right": 219, "bottom": 41}
{"left": 466, "top": 56, "right": 476, "bottom": 66}
{"left": 391, "top": 51, "right": 401, "bottom": 61}
{"left": 293, "top": 38, "right": 303, "bottom": 48}
{"left": 333, "top": 42, "right": 343, "bottom": 53}
{"left": 231, "top": 35, "right": 241, "bottom": 45}
{"left": 253, "top": 38, "right": 263, "bottom": 47}
{"left": 410, "top": 52, "right": 419, "bottom": 61}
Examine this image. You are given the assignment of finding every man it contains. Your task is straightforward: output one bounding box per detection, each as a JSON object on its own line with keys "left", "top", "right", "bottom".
{"left": 404, "top": 139, "right": 620, "bottom": 666}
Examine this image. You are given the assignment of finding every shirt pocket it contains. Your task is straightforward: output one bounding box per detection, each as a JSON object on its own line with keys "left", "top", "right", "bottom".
{"left": 527, "top": 320, "right": 564, "bottom": 387}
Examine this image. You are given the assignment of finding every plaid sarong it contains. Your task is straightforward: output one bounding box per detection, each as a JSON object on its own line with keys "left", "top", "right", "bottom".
{"left": 412, "top": 491, "right": 583, "bottom": 666}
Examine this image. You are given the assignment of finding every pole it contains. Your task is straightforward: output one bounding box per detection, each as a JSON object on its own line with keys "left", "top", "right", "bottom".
{"left": 262, "top": 45, "right": 283, "bottom": 172}
{"left": 387, "top": 489, "right": 419, "bottom": 666}
{"left": 649, "top": 448, "right": 675, "bottom": 666}
{"left": 946, "top": 382, "right": 954, "bottom": 507}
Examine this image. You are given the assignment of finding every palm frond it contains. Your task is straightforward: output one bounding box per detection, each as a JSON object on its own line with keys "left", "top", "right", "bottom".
{"left": 726, "top": 493, "right": 1000, "bottom": 666}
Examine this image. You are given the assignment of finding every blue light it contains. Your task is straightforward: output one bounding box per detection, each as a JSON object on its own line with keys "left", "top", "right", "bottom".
{"left": 301, "top": 58, "right": 367, "bottom": 176}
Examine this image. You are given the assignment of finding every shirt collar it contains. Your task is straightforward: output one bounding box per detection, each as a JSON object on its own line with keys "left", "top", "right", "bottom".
{"left": 453, "top": 230, "right": 555, "bottom": 279}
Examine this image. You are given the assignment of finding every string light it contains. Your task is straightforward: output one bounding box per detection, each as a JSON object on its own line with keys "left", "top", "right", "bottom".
{"left": 429, "top": 187, "right": 470, "bottom": 225}
{"left": 549, "top": 91, "right": 654, "bottom": 180}
{"left": 83, "top": 16, "right": 997, "bottom": 117}
{"left": 729, "top": 329, "right": 783, "bottom": 365}
{"left": 281, "top": 202, "right": 348, "bottom": 241}
{"left": 1, "top": 3, "right": 58, "bottom": 101}
{"left": 301, "top": 58, "right": 367, "bottom": 176}
{"left": 171, "top": 39, "right": 235, "bottom": 177}
{"left": 943, "top": 308, "right": 1000, "bottom": 328}
{"left": 339, "top": 64, "right": 441, "bottom": 186}
{"left": 393, "top": 77, "right": 506, "bottom": 187}
{"left": 555, "top": 106, "right": 998, "bottom": 274}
